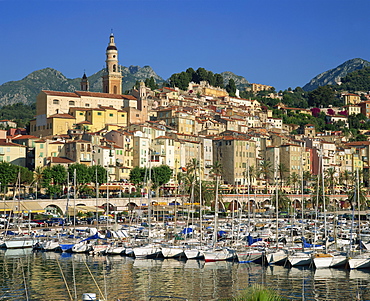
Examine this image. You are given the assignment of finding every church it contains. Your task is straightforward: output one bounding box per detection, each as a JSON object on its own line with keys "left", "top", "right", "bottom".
{"left": 30, "top": 33, "right": 148, "bottom": 137}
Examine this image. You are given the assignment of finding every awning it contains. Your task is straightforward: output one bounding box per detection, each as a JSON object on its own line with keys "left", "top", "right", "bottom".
{"left": 0, "top": 201, "right": 45, "bottom": 213}
{"left": 67, "top": 205, "right": 105, "bottom": 214}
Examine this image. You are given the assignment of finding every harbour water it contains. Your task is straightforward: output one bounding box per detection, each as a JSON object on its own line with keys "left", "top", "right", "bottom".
{"left": 1, "top": 249, "right": 370, "bottom": 300}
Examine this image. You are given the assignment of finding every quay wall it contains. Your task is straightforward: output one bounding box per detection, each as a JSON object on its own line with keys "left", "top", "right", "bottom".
{"left": 31, "top": 194, "right": 353, "bottom": 214}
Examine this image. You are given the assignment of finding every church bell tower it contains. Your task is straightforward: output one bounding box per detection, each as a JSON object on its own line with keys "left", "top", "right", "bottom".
{"left": 102, "top": 33, "right": 122, "bottom": 95}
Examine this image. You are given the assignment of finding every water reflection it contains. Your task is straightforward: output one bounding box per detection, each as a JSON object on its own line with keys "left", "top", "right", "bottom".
{"left": 0, "top": 251, "right": 369, "bottom": 300}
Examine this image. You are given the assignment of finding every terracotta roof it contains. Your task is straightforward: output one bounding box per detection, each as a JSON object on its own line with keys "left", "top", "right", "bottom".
{"left": 48, "top": 157, "right": 75, "bottom": 164}
{"left": 48, "top": 113, "right": 75, "bottom": 119}
{"left": 99, "top": 106, "right": 117, "bottom": 110}
{"left": 11, "top": 135, "right": 38, "bottom": 140}
{"left": 0, "top": 140, "right": 26, "bottom": 147}
{"left": 75, "top": 91, "right": 124, "bottom": 99}
{"left": 345, "top": 141, "right": 370, "bottom": 146}
{"left": 122, "top": 95, "right": 137, "bottom": 100}
{"left": 42, "top": 90, "right": 77, "bottom": 97}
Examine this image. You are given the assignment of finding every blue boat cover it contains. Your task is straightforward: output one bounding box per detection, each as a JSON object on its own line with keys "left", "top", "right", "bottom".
{"left": 182, "top": 227, "right": 193, "bottom": 234}
{"left": 247, "top": 235, "right": 262, "bottom": 246}
{"left": 302, "top": 237, "right": 322, "bottom": 248}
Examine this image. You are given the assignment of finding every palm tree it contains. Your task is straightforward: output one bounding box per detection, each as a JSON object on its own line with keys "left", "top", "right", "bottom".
{"left": 302, "top": 170, "right": 312, "bottom": 188}
{"left": 210, "top": 161, "right": 223, "bottom": 245}
{"left": 340, "top": 170, "right": 352, "bottom": 189}
{"left": 324, "top": 167, "right": 337, "bottom": 195}
{"left": 186, "top": 158, "right": 200, "bottom": 178}
{"left": 259, "top": 160, "right": 273, "bottom": 193}
{"left": 32, "top": 166, "right": 44, "bottom": 199}
{"left": 347, "top": 182, "right": 368, "bottom": 210}
{"left": 277, "top": 163, "right": 289, "bottom": 189}
{"left": 288, "top": 172, "right": 300, "bottom": 193}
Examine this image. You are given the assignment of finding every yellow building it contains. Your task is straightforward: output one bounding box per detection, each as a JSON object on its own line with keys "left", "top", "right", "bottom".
{"left": 247, "top": 83, "right": 273, "bottom": 93}
{"left": 0, "top": 141, "right": 26, "bottom": 167}
{"left": 188, "top": 81, "right": 228, "bottom": 97}
{"left": 212, "top": 136, "right": 257, "bottom": 185}
{"left": 343, "top": 93, "right": 361, "bottom": 105}
{"left": 30, "top": 113, "right": 76, "bottom": 137}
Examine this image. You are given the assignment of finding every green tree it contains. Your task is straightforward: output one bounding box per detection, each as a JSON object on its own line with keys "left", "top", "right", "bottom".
{"left": 41, "top": 166, "right": 66, "bottom": 198}
{"left": 214, "top": 74, "right": 224, "bottom": 88}
{"left": 308, "top": 86, "right": 337, "bottom": 107}
{"left": 68, "top": 163, "right": 90, "bottom": 185}
{"left": 151, "top": 165, "right": 173, "bottom": 192}
{"left": 324, "top": 168, "right": 337, "bottom": 195}
{"left": 259, "top": 160, "right": 273, "bottom": 193}
{"left": 226, "top": 79, "right": 237, "bottom": 97}
{"left": 88, "top": 165, "right": 108, "bottom": 185}
{"left": 129, "top": 166, "right": 146, "bottom": 189}
{"left": 210, "top": 161, "right": 223, "bottom": 229}
{"left": 145, "top": 76, "right": 158, "bottom": 90}
{"left": 287, "top": 172, "right": 300, "bottom": 193}
{"left": 277, "top": 163, "right": 289, "bottom": 188}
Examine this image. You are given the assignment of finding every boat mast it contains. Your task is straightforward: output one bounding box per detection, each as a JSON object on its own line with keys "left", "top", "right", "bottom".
{"left": 95, "top": 166, "right": 99, "bottom": 229}
{"left": 73, "top": 169, "right": 76, "bottom": 230}
{"left": 148, "top": 150, "right": 152, "bottom": 242}
{"left": 301, "top": 142, "right": 305, "bottom": 248}
{"left": 212, "top": 171, "right": 220, "bottom": 248}
{"left": 322, "top": 146, "right": 327, "bottom": 242}
{"left": 275, "top": 155, "right": 279, "bottom": 250}
{"left": 198, "top": 146, "right": 203, "bottom": 243}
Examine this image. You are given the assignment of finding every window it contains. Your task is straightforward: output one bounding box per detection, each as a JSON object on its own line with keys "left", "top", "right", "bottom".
{"left": 6, "top": 156, "right": 10, "bottom": 162}
{"left": 109, "top": 113, "right": 113, "bottom": 117}
{"left": 79, "top": 112, "right": 83, "bottom": 116}
{"left": 40, "top": 152, "right": 44, "bottom": 158}
{"left": 40, "top": 144, "right": 44, "bottom": 149}
{"left": 85, "top": 103, "right": 90, "bottom": 107}
{"left": 97, "top": 112, "right": 102, "bottom": 116}
{"left": 69, "top": 101, "right": 75, "bottom": 106}
{"left": 53, "top": 99, "right": 59, "bottom": 104}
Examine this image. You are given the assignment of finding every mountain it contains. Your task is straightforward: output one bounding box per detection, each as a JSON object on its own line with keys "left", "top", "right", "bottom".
{"left": 303, "top": 58, "right": 370, "bottom": 91}
{"left": 0, "top": 66, "right": 164, "bottom": 106}
{"left": 221, "top": 71, "right": 250, "bottom": 89}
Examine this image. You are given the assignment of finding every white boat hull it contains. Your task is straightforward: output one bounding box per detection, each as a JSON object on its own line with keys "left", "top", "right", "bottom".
{"left": 161, "top": 246, "right": 184, "bottom": 258}
{"left": 133, "top": 245, "right": 162, "bottom": 259}
{"left": 203, "top": 248, "right": 236, "bottom": 262}
{"left": 313, "top": 254, "right": 334, "bottom": 269}
{"left": 5, "top": 238, "right": 34, "bottom": 249}
{"left": 184, "top": 248, "right": 204, "bottom": 260}
{"left": 267, "top": 250, "right": 288, "bottom": 265}
{"left": 237, "top": 250, "right": 264, "bottom": 263}
{"left": 288, "top": 252, "right": 312, "bottom": 267}
{"left": 348, "top": 255, "right": 370, "bottom": 269}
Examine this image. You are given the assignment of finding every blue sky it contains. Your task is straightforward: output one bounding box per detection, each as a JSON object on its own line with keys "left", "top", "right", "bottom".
{"left": 1, "top": 0, "right": 370, "bottom": 91}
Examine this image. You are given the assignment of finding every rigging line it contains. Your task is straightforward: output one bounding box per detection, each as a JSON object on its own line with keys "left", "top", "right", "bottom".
{"left": 56, "top": 259, "right": 73, "bottom": 301}
{"left": 83, "top": 259, "right": 106, "bottom": 301}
